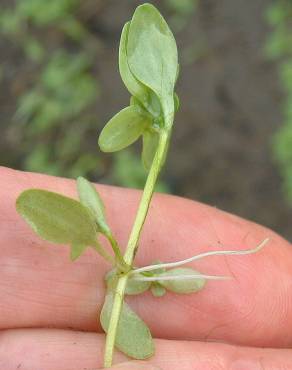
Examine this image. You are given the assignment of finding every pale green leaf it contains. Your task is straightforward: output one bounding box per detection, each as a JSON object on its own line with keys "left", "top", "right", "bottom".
{"left": 71, "top": 243, "right": 86, "bottom": 261}
{"left": 148, "top": 90, "right": 162, "bottom": 118}
{"left": 98, "top": 106, "right": 151, "bottom": 152}
{"left": 159, "top": 268, "right": 206, "bottom": 294}
{"left": 127, "top": 4, "right": 178, "bottom": 126}
{"left": 142, "top": 131, "right": 159, "bottom": 170}
{"left": 125, "top": 277, "right": 151, "bottom": 295}
{"left": 16, "top": 189, "right": 97, "bottom": 246}
{"left": 77, "top": 177, "right": 109, "bottom": 232}
{"left": 150, "top": 283, "right": 166, "bottom": 297}
{"left": 100, "top": 292, "right": 154, "bottom": 359}
{"left": 119, "top": 22, "right": 149, "bottom": 105}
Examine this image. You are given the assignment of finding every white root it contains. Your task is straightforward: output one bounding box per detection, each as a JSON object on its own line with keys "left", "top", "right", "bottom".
{"left": 132, "top": 274, "right": 232, "bottom": 282}
{"left": 131, "top": 238, "right": 270, "bottom": 275}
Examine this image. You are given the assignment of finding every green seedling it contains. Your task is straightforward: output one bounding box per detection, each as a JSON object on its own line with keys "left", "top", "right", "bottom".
{"left": 15, "top": 3, "right": 269, "bottom": 368}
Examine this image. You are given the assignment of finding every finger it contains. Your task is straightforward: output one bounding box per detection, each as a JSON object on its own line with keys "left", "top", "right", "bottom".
{"left": 1, "top": 328, "right": 292, "bottom": 370}
{"left": 1, "top": 167, "right": 292, "bottom": 348}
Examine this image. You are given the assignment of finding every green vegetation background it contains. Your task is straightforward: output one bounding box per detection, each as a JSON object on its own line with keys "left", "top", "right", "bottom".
{"left": 1, "top": 0, "right": 292, "bottom": 239}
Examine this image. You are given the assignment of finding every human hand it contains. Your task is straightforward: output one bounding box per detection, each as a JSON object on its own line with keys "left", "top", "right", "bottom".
{"left": 1, "top": 166, "right": 292, "bottom": 370}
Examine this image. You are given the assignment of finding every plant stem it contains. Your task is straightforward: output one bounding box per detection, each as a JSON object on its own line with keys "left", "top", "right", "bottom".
{"left": 103, "top": 130, "right": 170, "bottom": 368}
{"left": 105, "top": 231, "right": 129, "bottom": 272}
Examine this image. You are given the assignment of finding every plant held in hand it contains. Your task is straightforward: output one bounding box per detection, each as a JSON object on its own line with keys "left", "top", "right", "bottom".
{"left": 15, "top": 3, "right": 269, "bottom": 368}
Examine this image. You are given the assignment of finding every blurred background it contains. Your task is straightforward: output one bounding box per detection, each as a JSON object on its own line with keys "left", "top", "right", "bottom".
{"left": 1, "top": 0, "right": 292, "bottom": 239}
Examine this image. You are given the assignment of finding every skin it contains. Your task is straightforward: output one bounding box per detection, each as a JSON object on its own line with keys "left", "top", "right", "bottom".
{"left": 1, "top": 166, "right": 292, "bottom": 370}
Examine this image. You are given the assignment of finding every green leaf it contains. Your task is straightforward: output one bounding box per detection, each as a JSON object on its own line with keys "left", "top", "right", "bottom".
{"left": 71, "top": 242, "right": 86, "bottom": 261}
{"left": 148, "top": 90, "right": 162, "bottom": 118}
{"left": 77, "top": 177, "right": 109, "bottom": 232}
{"left": 125, "top": 277, "right": 151, "bottom": 295}
{"left": 99, "top": 106, "right": 151, "bottom": 152}
{"left": 142, "top": 131, "right": 159, "bottom": 170}
{"left": 127, "top": 4, "right": 178, "bottom": 126}
{"left": 100, "top": 292, "right": 154, "bottom": 359}
{"left": 150, "top": 283, "right": 166, "bottom": 297}
{"left": 130, "top": 91, "right": 162, "bottom": 120}
{"left": 16, "top": 189, "right": 97, "bottom": 247}
{"left": 119, "top": 22, "right": 149, "bottom": 105}
{"left": 159, "top": 268, "right": 206, "bottom": 294}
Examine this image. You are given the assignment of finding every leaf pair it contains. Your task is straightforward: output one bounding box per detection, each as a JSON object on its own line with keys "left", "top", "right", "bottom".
{"left": 119, "top": 4, "right": 179, "bottom": 121}
{"left": 100, "top": 265, "right": 206, "bottom": 360}
{"left": 125, "top": 3, "right": 178, "bottom": 125}
{"left": 131, "top": 267, "right": 207, "bottom": 296}
{"left": 106, "top": 265, "right": 206, "bottom": 297}
{"left": 16, "top": 177, "right": 112, "bottom": 261}
{"left": 98, "top": 4, "right": 179, "bottom": 170}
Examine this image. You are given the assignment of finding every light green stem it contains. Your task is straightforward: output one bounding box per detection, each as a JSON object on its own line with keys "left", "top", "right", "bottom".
{"left": 105, "top": 231, "right": 129, "bottom": 272}
{"left": 103, "top": 130, "right": 169, "bottom": 368}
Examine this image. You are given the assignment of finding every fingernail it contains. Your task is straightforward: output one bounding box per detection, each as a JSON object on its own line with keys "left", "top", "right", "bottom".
{"left": 107, "top": 361, "right": 161, "bottom": 370}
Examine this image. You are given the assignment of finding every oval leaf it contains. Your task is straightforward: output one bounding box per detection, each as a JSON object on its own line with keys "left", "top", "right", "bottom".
{"left": 16, "top": 189, "right": 97, "bottom": 246}
{"left": 119, "top": 22, "right": 149, "bottom": 105}
{"left": 127, "top": 4, "right": 178, "bottom": 125}
{"left": 100, "top": 292, "right": 154, "bottom": 359}
{"left": 99, "top": 106, "right": 151, "bottom": 152}
{"left": 77, "top": 177, "right": 109, "bottom": 233}
{"left": 159, "top": 268, "right": 206, "bottom": 294}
